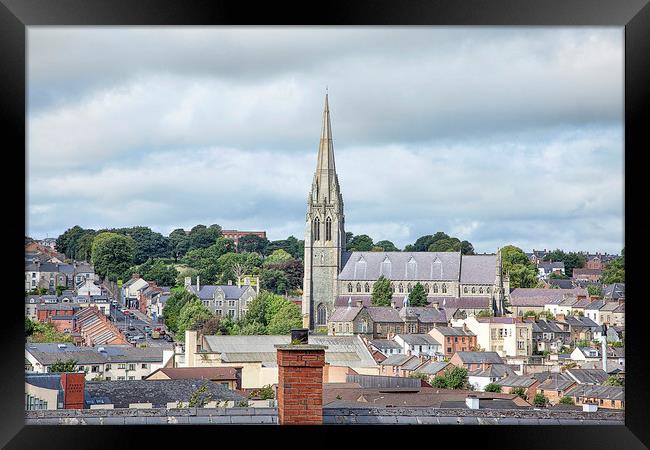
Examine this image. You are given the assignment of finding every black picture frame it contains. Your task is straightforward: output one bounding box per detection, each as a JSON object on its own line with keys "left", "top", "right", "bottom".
{"left": 1, "top": 0, "right": 647, "bottom": 448}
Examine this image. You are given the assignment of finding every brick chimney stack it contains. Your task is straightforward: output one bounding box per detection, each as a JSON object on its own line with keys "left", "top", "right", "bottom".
{"left": 275, "top": 333, "right": 327, "bottom": 425}
{"left": 60, "top": 372, "right": 85, "bottom": 409}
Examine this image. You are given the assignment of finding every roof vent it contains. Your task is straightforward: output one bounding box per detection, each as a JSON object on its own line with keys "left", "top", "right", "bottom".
{"left": 57, "top": 344, "right": 67, "bottom": 349}
{"left": 98, "top": 347, "right": 106, "bottom": 352}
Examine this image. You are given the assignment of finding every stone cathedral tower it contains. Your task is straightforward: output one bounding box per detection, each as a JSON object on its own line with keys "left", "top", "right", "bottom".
{"left": 302, "top": 93, "right": 345, "bottom": 331}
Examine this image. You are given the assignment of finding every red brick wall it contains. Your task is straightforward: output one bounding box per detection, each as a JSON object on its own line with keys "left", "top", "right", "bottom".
{"left": 276, "top": 347, "right": 326, "bottom": 425}
{"left": 60, "top": 373, "right": 85, "bottom": 409}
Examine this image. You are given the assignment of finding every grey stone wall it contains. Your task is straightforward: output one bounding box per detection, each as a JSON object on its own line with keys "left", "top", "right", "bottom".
{"left": 24, "top": 407, "right": 278, "bottom": 425}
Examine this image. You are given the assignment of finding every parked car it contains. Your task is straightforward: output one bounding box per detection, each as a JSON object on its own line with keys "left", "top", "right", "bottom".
{"left": 164, "top": 334, "right": 173, "bottom": 342}
{"left": 143, "top": 326, "right": 152, "bottom": 333}
{"left": 128, "top": 325, "right": 136, "bottom": 331}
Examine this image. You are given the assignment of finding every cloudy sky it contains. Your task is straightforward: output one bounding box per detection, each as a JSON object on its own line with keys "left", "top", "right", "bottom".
{"left": 27, "top": 27, "right": 624, "bottom": 253}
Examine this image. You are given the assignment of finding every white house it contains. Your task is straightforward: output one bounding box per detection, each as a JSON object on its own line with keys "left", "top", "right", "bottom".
{"left": 77, "top": 279, "right": 102, "bottom": 297}
{"left": 25, "top": 343, "right": 172, "bottom": 381}
{"left": 393, "top": 334, "right": 441, "bottom": 358}
{"left": 467, "top": 364, "right": 516, "bottom": 391}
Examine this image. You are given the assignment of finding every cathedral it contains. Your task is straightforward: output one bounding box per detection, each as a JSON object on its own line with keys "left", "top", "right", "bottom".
{"left": 302, "top": 94, "right": 509, "bottom": 331}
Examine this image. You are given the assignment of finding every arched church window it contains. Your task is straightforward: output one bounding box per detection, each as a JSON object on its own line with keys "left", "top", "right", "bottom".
{"left": 317, "top": 303, "right": 327, "bottom": 325}
{"left": 479, "top": 287, "right": 484, "bottom": 294}
{"left": 347, "top": 283, "right": 353, "bottom": 293}
{"left": 390, "top": 283, "right": 395, "bottom": 293}
{"left": 463, "top": 287, "right": 468, "bottom": 294}
{"left": 424, "top": 284, "right": 430, "bottom": 293}
{"left": 442, "top": 284, "right": 447, "bottom": 294}
{"left": 356, "top": 283, "right": 362, "bottom": 293}
{"left": 398, "top": 284, "right": 404, "bottom": 293}
{"left": 433, "top": 284, "right": 439, "bottom": 293}
{"left": 313, "top": 217, "right": 320, "bottom": 241}
{"left": 472, "top": 287, "right": 476, "bottom": 294}
{"left": 407, "top": 283, "right": 412, "bottom": 293}
{"left": 325, "top": 217, "right": 332, "bottom": 241}
{"left": 364, "top": 283, "right": 370, "bottom": 293}
{"left": 487, "top": 287, "right": 491, "bottom": 293}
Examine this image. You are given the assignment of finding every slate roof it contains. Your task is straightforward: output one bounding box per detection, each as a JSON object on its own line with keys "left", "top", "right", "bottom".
{"left": 146, "top": 367, "right": 239, "bottom": 381}
{"left": 432, "top": 326, "right": 475, "bottom": 337}
{"left": 370, "top": 339, "right": 403, "bottom": 350}
{"left": 396, "top": 334, "right": 440, "bottom": 346}
{"left": 509, "top": 288, "right": 588, "bottom": 307}
{"left": 459, "top": 255, "right": 497, "bottom": 284}
{"left": 454, "top": 351, "right": 504, "bottom": 365}
{"left": 335, "top": 296, "right": 490, "bottom": 310}
{"left": 380, "top": 354, "right": 417, "bottom": 367}
{"left": 202, "top": 335, "right": 377, "bottom": 368}
{"left": 346, "top": 374, "right": 422, "bottom": 389}
{"left": 414, "top": 360, "right": 450, "bottom": 375}
{"left": 25, "top": 343, "right": 163, "bottom": 365}
{"left": 548, "top": 279, "right": 575, "bottom": 289}
{"left": 398, "top": 306, "right": 447, "bottom": 324}
{"left": 496, "top": 375, "right": 537, "bottom": 388}
{"left": 198, "top": 285, "right": 250, "bottom": 300}
{"left": 573, "top": 268, "right": 604, "bottom": 277}
{"left": 538, "top": 261, "right": 565, "bottom": 271}
{"left": 366, "top": 307, "right": 402, "bottom": 323}
{"left": 564, "top": 368, "right": 609, "bottom": 385}
{"left": 84, "top": 379, "right": 244, "bottom": 408}
{"left": 469, "top": 364, "right": 516, "bottom": 378}
{"left": 339, "top": 252, "right": 462, "bottom": 281}
{"left": 565, "top": 316, "right": 599, "bottom": 329}
{"left": 329, "top": 306, "right": 363, "bottom": 322}
{"left": 37, "top": 303, "right": 79, "bottom": 311}
{"left": 585, "top": 300, "right": 606, "bottom": 310}
{"left": 565, "top": 385, "right": 624, "bottom": 401}
{"left": 538, "top": 373, "right": 575, "bottom": 391}
{"left": 603, "top": 283, "right": 625, "bottom": 299}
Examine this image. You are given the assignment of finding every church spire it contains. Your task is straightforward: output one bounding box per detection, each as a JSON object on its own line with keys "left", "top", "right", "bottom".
{"left": 313, "top": 91, "right": 339, "bottom": 203}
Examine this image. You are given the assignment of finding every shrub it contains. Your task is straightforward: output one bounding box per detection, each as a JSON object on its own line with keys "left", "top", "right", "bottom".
{"left": 533, "top": 393, "right": 549, "bottom": 407}
{"left": 559, "top": 396, "right": 575, "bottom": 405}
{"left": 484, "top": 383, "right": 502, "bottom": 393}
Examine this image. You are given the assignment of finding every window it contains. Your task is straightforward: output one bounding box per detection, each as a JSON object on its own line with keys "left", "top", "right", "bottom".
{"left": 447, "top": 347, "right": 452, "bottom": 353}
{"left": 390, "top": 283, "right": 395, "bottom": 293}
{"left": 454, "top": 337, "right": 458, "bottom": 342}
{"left": 91, "top": 365, "right": 100, "bottom": 373}
{"left": 313, "top": 217, "right": 320, "bottom": 241}
{"left": 127, "top": 363, "right": 135, "bottom": 371}
{"left": 228, "top": 310, "right": 235, "bottom": 318}
{"left": 433, "top": 284, "right": 438, "bottom": 293}
{"left": 118, "top": 363, "right": 126, "bottom": 370}
{"left": 141, "top": 364, "right": 148, "bottom": 369}
{"left": 364, "top": 283, "right": 370, "bottom": 293}
{"left": 398, "top": 284, "right": 404, "bottom": 293}
{"left": 128, "top": 376, "right": 135, "bottom": 380}
{"left": 78, "top": 365, "right": 84, "bottom": 371}
{"left": 317, "top": 303, "right": 327, "bottom": 325}
{"left": 325, "top": 217, "right": 332, "bottom": 241}
{"left": 479, "top": 287, "right": 484, "bottom": 294}
{"left": 118, "top": 376, "right": 125, "bottom": 380}
{"left": 471, "top": 287, "right": 476, "bottom": 294}
{"left": 356, "top": 283, "right": 362, "bottom": 293}
{"left": 105, "top": 377, "right": 111, "bottom": 381}
{"left": 424, "top": 284, "right": 430, "bottom": 293}
{"left": 447, "top": 336, "right": 451, "bottom": 342}
{"left": 407, "top": 283, "right": 412, "bottom": 293}
{"left": 464, "top": 287, "right": 468, "bottom": 294}
{"left": 348, "top": 283, "right": 353, "bottom": 293}
{"left": 216, "top": 310, "right": 223, "bottom": 316}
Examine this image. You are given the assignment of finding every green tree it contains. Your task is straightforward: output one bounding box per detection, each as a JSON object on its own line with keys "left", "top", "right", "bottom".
{"left": 249, "top": 385, "right": 275, "bottom": 400}
{"left": 603, "top": 376, "right": 624, "bottom": 387}
{"left": 115, "top": 226, "right": 171, "bottom": 265}
{"left": 260, "top": 269, "right": 290, "bottom": 295}
{"left": 409, "top": 372, "right": 430, "bottom": 382}
{"left": 347, "top": 234, "right": 374, "bottom": 252}
{"left": 484, "top": 383, "right": 502, "bottom": 393}
{"left": 56, "top": 226, "right": 87, "bottom": 259}
{"left": 188, "top": 225, "right": 221, "bottom": 251}
{"left": 240, "top": 321, "right": 267, "bottom": 335}
{"left": 371, "top": 275, "right": 393, "bottom": 306}
{"left": 74, "top": 232, "right": 96, "bottom": 261}
{"left": 374, "top": 240, "right": 399, "bottom": 252}
{"left": 533, "top": 393, "right": 549, "bottom": 407}
{"left": 28, "top": 321, "right": 74, "bottom": 343}
{"left": 266, "top": 303, "right": 302, "bottom": 335}
{"left": 91, "top": 232, "right": 135, "bottom": 282}
{"left": 501, "top": 245, "right": 539, "bottom": 288}
{"left": 511, "top": 387, "right": 528, "bottom": 400}
{"left": 602, "top": 257, "right": 625, "bottom": 284}
{"left": 188, "top": 381, "right": 213, "bottom": 407}
{"left": 263, "top": 294, "right": 294, "bottom": 324}
{"left": 265, "top": 259, "right": 303, "bottom": 291}
{"left": 408, "top": 282, "right": 428, "bottom": 306}
{"left": 177, "top": 299, "right": 215, "bottom": 339}
{"left": 264, "top": 236, "right": 303, "bottom": 259}
{"left": 443, "top": 366, "right": 470, "bottom": 390}
{"left": 549, "top": 272, "right": 569, "bottom": 280}
{"left": 544, "top": 250, "right": 586, "bottom": 278}
{"left": 55, "top": 285, "right": 66, "bottom": 296}
{"left": 128, "top": 259, "right": 178, "bottom": 286}
{"left": 169, "top": 228, "right": 191, "bottom": 260}
{"left": 25, "top": 317, "right": 35, "bottom": 337}
{"left": 263, "top": 249, "right": 293, "bottom": 266}
{"left": 587, "top": 285, "right": 603, "bottom": 297}
{"left": 243, "top": 293, "right": 269, "bottom": 326}
{"left": 430, "top": 375, "right": 447, "bottom": 388}
{"left": 49, "top": 359, "right": 78, "bottom": 373}
{"left": 216, "top": 252, "right": 262, "bottom": 284}
{"left": 476, "top": 309, "right": 494, "bottom": 318}
{"left": 238, "top": 235, "right": 270, "bottom": 254}
{"left": 163, "top": 289, "right": 199, "bottom": 333}
{"left": 559, "top": 396, "right": 575, "bottom": 405}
